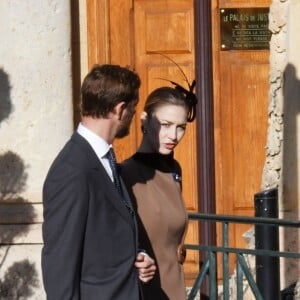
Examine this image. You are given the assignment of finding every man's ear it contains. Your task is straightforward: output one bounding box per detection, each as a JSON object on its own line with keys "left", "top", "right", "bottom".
{"left": 114, "top": 101, "right": 126, "bottom": 120}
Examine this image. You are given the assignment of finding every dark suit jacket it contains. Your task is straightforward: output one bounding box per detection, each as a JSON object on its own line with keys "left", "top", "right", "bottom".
{"left": 42, "top": 132, "right": 141, "bottom": 300}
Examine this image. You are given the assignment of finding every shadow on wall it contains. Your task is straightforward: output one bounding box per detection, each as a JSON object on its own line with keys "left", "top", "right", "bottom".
{"left": 0, "top": 69, "right": 39, "bottom": 298}
{"left": 0, "top": 69, "right": 13, "bottom": 123}
{"left": 282, "top": 63, "right": 300, "bottom": 287}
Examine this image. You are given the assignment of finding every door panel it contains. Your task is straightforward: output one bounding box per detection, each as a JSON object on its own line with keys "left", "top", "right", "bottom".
{"left": 218, "top": 52, "right": 269, "bottom": 244}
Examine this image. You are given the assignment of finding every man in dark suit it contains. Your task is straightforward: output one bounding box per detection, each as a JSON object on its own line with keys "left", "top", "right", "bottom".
{"left": 42, "top": 64, "right": 156, "bottom": 300}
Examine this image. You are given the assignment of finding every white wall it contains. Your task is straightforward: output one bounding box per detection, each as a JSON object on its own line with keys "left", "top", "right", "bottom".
{"left": 0, "top": 1, "right": 73, "bottom": 298}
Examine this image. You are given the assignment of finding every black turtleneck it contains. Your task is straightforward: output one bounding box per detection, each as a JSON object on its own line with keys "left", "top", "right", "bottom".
{"left": 131, "top": 152, "right": 181, "bottom": 180}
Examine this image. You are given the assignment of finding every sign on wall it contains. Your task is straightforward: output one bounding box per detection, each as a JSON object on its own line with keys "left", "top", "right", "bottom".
{"left": 220, "top": 8, "right": 272, "bottom": 50}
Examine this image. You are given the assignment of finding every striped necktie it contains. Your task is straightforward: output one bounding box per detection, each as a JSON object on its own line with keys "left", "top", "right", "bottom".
{"left": 106, "top": 148, "right": 123, "bottom": 196}
{"left": 106, "top": 148, "right": 133, "bottom": 215}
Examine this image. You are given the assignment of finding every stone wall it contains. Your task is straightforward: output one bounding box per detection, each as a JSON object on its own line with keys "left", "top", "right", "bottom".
{"left": 262, "top": 0, "right": 300, "bottom": 290}
{"left": 0, "top": 1, "right": 73, "bottom": 298}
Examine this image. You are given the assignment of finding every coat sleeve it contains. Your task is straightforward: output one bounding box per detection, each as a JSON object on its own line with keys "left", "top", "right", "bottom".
{"left": 41, "top": 163, "right": 89, "bottom": 300}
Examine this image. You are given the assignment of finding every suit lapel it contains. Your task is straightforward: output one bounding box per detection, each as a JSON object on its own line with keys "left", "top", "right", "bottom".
{"left": 71, "top": 132, "right": 136, "bottom": 230}
{"left": 120, "top": 177, "right": 139, "bottom": 250}
{"left": 97, "top": 167, "right": 135, "bottom": 228}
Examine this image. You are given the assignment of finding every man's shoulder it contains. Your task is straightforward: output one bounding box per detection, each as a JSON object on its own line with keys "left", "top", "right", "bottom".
{"left": 45, "top": 134, "right": 92, "bottom": 176}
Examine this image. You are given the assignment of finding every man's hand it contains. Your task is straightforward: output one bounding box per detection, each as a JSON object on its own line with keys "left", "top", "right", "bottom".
{"left": 134, "top": 252, "right": 156, "bottom": 283}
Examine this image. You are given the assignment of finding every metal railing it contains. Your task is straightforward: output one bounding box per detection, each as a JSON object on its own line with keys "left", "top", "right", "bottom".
{"left": 185, "top": 213, "right": 300, "bottom": 300}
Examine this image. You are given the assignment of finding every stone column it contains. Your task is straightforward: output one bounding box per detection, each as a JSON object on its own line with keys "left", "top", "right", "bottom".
{"left": 263, "top": 0, "right": 300, "bottom": 293}
{"left": 0, "top": 1, "right": 73, "bottom": 298}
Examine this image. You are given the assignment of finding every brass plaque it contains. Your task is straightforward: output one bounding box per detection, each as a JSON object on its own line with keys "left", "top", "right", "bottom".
{"left": 220, "top": 8, "right": 272, "bottom": 50}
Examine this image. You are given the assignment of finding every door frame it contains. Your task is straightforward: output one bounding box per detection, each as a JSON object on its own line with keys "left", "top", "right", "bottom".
{"left": 194, "top": 0, "right": 216, "bottom": 246}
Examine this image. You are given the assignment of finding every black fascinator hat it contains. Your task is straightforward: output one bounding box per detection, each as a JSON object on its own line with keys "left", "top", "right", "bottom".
{"left": 155, "top": 53, "right": 198, "bottom": 122}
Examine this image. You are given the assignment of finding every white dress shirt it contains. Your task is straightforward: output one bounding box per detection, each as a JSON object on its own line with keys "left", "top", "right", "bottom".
{"left": 77, "top": 123, "right": 114, "bottom": 182}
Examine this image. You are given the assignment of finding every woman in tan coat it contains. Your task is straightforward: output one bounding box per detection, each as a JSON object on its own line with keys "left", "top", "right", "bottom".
{"left": 121, "top": 86, "right": 197, "bottom": 300}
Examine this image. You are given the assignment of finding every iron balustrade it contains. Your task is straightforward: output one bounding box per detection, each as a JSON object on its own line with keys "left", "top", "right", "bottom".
{"left": 185, "top": 213, "right": 300, "bottom": 300}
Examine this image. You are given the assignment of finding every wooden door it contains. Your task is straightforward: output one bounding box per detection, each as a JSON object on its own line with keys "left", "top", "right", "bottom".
{"left": 133, "top": 0, "right": 199, "bottom": 283}
{"left": 84, "top": 0, "right": 271, "bottom": 283}
{"left": 86, "top": 0, "right": 199, "bottom": 284}
{"left": 212, "top": 0, "right": 271, "bottom": 272}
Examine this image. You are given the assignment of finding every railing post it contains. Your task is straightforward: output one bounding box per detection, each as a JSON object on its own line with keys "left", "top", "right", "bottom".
{"left": 254, "top": 188, "right": 280, "bottom": 300}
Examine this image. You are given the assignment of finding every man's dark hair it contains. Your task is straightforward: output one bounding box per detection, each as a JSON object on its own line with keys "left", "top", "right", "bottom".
{"left": 81, "top": 64, "right": 141, "bottom": 118}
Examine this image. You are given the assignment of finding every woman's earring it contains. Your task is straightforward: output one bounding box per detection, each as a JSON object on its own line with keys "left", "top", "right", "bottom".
{"left": 141, "top": 112, "right": 148, "bottom": 134}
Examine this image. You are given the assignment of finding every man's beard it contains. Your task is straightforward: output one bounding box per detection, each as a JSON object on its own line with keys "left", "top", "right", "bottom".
{"left": 115, "top": 123, "right": 130, "bottom": 138}
{"left": 115, "top": 112, "right": 133, "bottom": 139}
